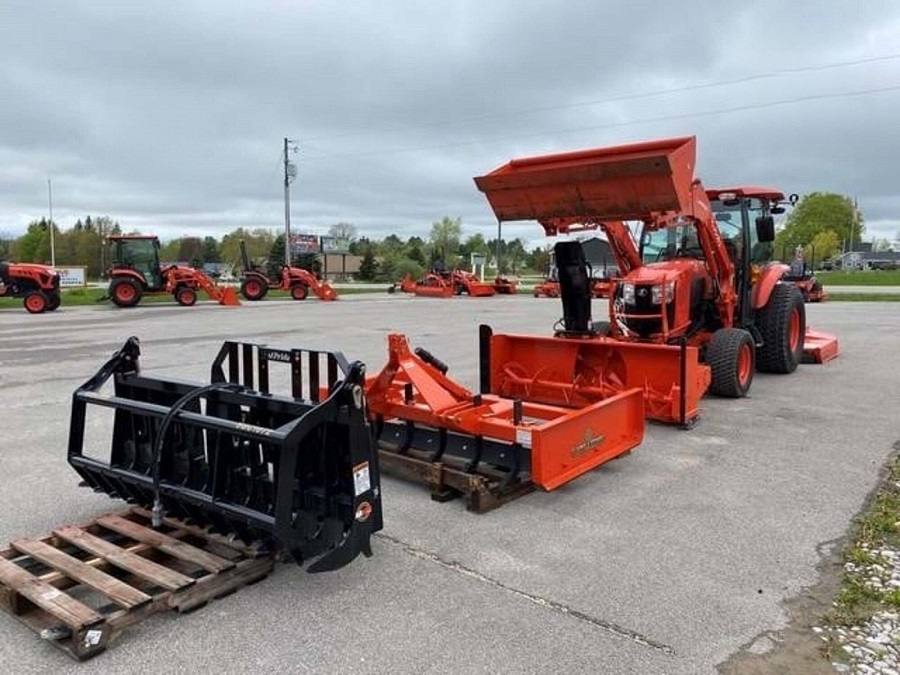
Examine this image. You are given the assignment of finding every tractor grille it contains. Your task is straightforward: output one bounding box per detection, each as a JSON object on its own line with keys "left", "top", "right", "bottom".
{"left": 624, "top": 285, "right": 675, "bottom": 338}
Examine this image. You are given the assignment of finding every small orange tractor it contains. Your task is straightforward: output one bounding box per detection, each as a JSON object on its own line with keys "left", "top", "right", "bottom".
{"left": 472, "top": 135, "right": 839, "bottom": 426}
{"left": 238, "top": 240, "right": 337, "bottom": 302}
{"left": 0, "top": 260, "right": 61, "bottom": 313}
{"left": 393, "top": 268, "right": 497, "bottom": 297}
{"left": 534, "top": 276, "right": 611, "bottom": 299}
{"left": 105, "top": 235, "right": 240, "bottom": 308}
{"left": 784, "top": 246, "right": 827, "bottom": 302}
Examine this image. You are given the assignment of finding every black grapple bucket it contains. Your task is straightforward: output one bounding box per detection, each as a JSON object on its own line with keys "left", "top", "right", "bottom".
{"left": 68, "top": 338, "right": 382, "bottom": 573}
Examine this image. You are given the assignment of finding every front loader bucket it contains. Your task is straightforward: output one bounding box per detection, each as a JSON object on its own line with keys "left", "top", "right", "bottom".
{"left": 316, "top": 283, "right": 338, "bottom": 301}
{"left": 483, "top": 327, "right": 711, "bottom": 426}
{"left": 218, "top": 286, "right": 241, "bottom": 306}
{"left": 474, "top": 136, "right": 698, "bottom": 223}
{"left": 802, "top": 327, "right": 840, "bottom": 364}
{"left": 68, "top": 338, "right": 382, "bottom": 572}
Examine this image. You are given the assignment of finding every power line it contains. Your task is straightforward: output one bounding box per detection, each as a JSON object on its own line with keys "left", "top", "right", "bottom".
{"left": 302, "top": 52, "right": 900, "bottom": 144}
{"left": 302, "top": 83, "right": 900, "bottom": 162}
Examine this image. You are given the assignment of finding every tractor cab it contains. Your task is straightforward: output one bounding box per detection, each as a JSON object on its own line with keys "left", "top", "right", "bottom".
{"left": 109, "top": 235, "right": 164, "bottom": 290}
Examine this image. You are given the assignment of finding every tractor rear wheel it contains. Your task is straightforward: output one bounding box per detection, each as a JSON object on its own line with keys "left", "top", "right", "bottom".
{"left": 707, "top": 328, "right": 755, "bottom": 398}
{"left": 176, "top": 286, "right": 198, "bottom": 306}
{"left": 291, "top": 284, "right": 309, "bottom": 300}
{"left": 46, "top": 291, "right": 61, "bottom": 311}
{"left": 110, "top": 278, "right": 142, "bottom": 307}
{"left": 756, "top": 283, "right": 805, "bottom": 374}
{"left": 24, "top": 291, "right": 48, "bottom": 314}
{"left": 240, "top": 277, "right": 268, "bottom": 301}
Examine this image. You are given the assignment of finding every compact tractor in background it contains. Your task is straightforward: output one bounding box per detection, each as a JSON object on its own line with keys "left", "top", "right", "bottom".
{"left": 472, "top": 135, "right": 839, "bottom": 425}
{"left": 392, "top": 268, "right": 514, "bottom": 297}
{"left": 238, "top": 240, "right": 337, "bottom": 302}
{"left": 783, "top": 246, "right": 827, "bottom": 302}
{"left": 105, "top": 235, "right": 240, "bottom": 308}
{"left": 0, "top": 260, "right": 61, "bottom": 313}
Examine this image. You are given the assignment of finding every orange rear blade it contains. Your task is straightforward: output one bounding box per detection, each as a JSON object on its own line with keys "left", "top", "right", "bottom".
{"left": 802, "top": 327, "right": 840, "bottom": 364}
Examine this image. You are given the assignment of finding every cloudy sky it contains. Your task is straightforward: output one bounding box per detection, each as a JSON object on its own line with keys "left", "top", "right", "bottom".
{"left": 2, "top": 0, "right": 899, "bottom": 247}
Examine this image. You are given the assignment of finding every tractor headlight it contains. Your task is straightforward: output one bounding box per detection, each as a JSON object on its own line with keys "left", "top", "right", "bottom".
{"left": 651, "top": 281, "right": 675, "bottom": 304}
{"left": 622, "top": 282, "right": 635, "bottom": 304}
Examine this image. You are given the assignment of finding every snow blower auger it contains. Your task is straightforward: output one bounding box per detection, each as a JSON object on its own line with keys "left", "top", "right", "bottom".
{"left": 68, "top": 337, "right": 382, "bottom": 573}
{"left": 364, "top": 333, "right": 644, "bottom": 512}
{"left": 474, "top": 136, "right": 839, "bottom": 426}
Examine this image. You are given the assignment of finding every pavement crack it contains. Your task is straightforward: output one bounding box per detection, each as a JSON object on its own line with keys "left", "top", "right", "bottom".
{"left": 375, "top": 531, "right": 676, "bottom": 656}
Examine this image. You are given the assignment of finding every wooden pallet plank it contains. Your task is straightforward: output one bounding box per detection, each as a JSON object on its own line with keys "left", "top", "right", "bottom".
{"left": 11, "top": 539, "right": 152, "bottom": 610}
{"left": 96, "top": 515, "right": 235, "bottom": 574}
{"left": 129, "top": 507, "right": 265, "bottom": 558}
{"left": 53, "top": 527, "right": 195, "bottom": 592}
{"left": 0, "top": 557, "right": 102, "bottom": 629}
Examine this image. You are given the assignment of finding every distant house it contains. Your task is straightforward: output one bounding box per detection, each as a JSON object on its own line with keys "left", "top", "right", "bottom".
{"left": 546, "top": 237, "right": 620, "bottom": 279}
{"left": 828, "top": 245, "right": 900, "bottom": 270}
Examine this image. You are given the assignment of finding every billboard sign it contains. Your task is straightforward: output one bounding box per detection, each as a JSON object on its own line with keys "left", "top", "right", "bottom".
{"left": 290, "top": 234, "right": 320, "bottom": 255}
{"left": 57, "top": 266, "right": 87, "bottom": 288}
{"left": 321, "top": 236, "right": 351, "bottom": 254}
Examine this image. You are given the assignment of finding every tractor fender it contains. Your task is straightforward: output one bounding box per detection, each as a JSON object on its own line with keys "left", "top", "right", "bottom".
{"left": 751, "top": 263, "right": 790, "bottom": 309}
{"left": 110, "top": 269, "right": 147, "bottom": 287}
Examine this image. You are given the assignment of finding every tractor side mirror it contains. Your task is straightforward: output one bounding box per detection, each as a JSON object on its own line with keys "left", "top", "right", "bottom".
{"left": 756, "top": 215, "right": 775, "bottom": 243}
{"left": 770, "top": 205, "right": 786, "bottom": 215}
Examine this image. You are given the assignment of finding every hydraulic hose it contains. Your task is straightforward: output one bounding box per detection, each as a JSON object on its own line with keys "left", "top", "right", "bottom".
{"left": 149, "top": 382, "right": 243, "bottom": 527}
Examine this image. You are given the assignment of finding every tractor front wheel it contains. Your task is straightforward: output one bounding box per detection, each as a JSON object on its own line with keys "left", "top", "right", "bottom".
{"left": 24, "top": 291, "right": 48, "bottom": 314}
{"left": 707, "top": 328, "right": 755, "bottom": 398}
{"left": 176, "top": 286, "right": 198, "bottom": 306}
{"left": 756, "top": 283, "right": 805, "bottom": 373}
{"left": 291, "top": 284, "right": 309, "bottom": 301}
{"left": 110, "top": 278, "right": 142, "bottom": 307}
{"left": 240, "top": 277, "right": 268, "bottom": 301}
{"left": 46, "top": 291, "right": 61, "bottom": 311}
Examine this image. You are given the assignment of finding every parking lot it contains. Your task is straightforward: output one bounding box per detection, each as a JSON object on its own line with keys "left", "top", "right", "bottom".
{"left": 0, "top": 295, "right": 896, "bottom": 674}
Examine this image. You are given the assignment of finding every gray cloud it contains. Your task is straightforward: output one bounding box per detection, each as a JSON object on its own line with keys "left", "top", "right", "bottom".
{"left": 2, "top": 0, "right": 899, "bottom": 246}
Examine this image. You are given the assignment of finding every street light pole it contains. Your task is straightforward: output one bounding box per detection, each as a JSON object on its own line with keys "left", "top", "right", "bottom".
{"left": 283, "top": 138, "right": 298, "bottom": 266}
{"left": 47, "top": 179, "right": 56, "bottom": 267}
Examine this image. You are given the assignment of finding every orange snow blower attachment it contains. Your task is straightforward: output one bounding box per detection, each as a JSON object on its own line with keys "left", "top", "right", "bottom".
{"left": 486, "top": 328, "right": 710, "bottom": 426}
{"left": 365, "top": 333, "right": 644, "bottom": 511}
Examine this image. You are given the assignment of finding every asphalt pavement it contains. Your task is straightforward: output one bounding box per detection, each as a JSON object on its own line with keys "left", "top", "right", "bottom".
{"left": 0, "top": 295, "right": 895, "bottom": 674}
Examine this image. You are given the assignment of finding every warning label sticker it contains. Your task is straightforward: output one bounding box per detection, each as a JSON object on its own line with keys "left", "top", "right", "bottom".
{"left": 515, "top": 427, "right": 533, "bottom": 449}
{"left": 353, "top": 462, "right": 371, "bottom": 496}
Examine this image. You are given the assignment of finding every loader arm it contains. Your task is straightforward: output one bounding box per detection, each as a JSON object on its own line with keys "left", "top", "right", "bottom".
{"left": 539, "top": 217, "right": 643, "bottom": 276}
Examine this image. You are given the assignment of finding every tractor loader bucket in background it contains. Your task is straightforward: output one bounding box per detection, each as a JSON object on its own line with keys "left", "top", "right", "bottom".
{"left": 473, "top": 136, "right": 698, "bottom": 225}
{"left": 68, "top": 337, "right": 382, "bottom": 573}
{"left": 364, "top": 334, "right": 644, "bottom": 512}
{"left": 483, "top": 326, "right": 712, "bottom": 427}
{"left": 218, "top": 286, "right": 241, "bottom": 306}
{"left": 803, "top": 327, "right": 840, "bottom": 364}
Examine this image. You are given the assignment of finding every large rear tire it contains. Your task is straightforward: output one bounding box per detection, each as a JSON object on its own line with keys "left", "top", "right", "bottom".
{"left": 24, "top": 291, "right": 48, "bottom": 314}
{"left": 707, "top": 328, "right": 755, "bottom": 398}
{"left": 756, "top": 283, "right": 805, "bottom": 374}
{"left": 240, "top": 277, "right": 268, "bottom": 301}
{"left": 109, "top": 278, "right": 142, "bottom": 307}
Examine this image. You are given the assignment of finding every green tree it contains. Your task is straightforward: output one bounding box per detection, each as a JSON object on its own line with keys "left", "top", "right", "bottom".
{"left": 358, "top": 248, "right": 378, "bottom": 280}
{"left": 806, "top": 230, "right": 841, "bottom": 266}
{"left": 429, "top": 216, "right": 461, "bottom": 267}
{"left": 775, "top": 193, "right": 864, "bottom": 257}
{"left": 268, "top": 235, "right": 286, "bottom": 277}
{"left": 202, "top": 236, "right": 220, "bottom": 263}
{"left": 221, "top": 228, "right": 275, "bottom": 268}
{"left": 177, "top": 237, "right": 204, "bottom": 264}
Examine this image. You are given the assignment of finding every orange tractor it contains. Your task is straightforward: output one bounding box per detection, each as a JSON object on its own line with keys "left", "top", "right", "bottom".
{"left": 238, "top": 240, "right": 337, "bottom": 302}
{"left": 0, "top": 261, "right": 62, "bottom": 313}
{"left": 393, "top": 268, "right": 497, "bottom": 297}
{"left": 105, "top": 235, "right": 240, "bottom": 308}
{"left": 783, "top": 246, "right": 827, "bottom": 302}
{"left": 471, "top": 135, "right": 839, "bottom": 426}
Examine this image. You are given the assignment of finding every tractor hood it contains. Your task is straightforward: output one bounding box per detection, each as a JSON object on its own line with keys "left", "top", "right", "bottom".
{"left": 622, "top": 259, "right": 705, "bottom": 285}
{"left": 474, "top": 136, "right": 698, "bottom": 228}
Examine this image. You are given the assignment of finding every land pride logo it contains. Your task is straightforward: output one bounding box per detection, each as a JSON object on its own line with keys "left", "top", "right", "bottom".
{"left": 571, "top": 427, "right": 606, "bottom": 457}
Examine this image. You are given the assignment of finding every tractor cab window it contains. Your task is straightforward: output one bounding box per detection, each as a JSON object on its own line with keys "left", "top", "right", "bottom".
{"left": 115, "top": 238, "right": 162, "bottom": 286}
{"left": 711, "top": 198, "right": 769, "bottom": 264}
{"left": 640, "top": 222, "right": 703, "bottom": 263}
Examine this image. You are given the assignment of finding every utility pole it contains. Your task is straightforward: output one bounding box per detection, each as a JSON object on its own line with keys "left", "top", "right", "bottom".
{"left": 283, "top": 137, "right": 298, "bottom": 266}
{"left": 47, "top": 179, "right": 57, "bottom": 268}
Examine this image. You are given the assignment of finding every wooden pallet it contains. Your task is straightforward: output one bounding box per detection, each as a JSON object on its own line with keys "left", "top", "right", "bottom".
{"left": 0, "top": 507, "right": 275, "bottom": 660}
